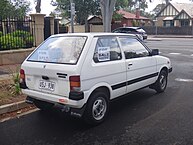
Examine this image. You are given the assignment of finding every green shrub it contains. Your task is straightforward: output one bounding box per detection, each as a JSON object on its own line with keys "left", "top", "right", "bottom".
{"left": 0, "top": 31, "right": 3, "bottom": 37}
{"left": 0, "top": 35, "right": 25, "bottom": 50}
{"left": 12, "top": 30, "right": 31, "bottom": 38}
{"left": 25, "top": 36, "right": 34, "bottom": 44}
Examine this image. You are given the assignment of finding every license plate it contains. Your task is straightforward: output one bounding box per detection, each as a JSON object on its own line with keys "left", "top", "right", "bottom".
{"left": 39, "top": 80, "right": 55, "bottom": 91}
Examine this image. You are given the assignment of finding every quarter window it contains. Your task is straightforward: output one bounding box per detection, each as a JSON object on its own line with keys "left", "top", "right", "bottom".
{"left": 93, "top": 37, "right": 122, "bottom": 63}
{"left": 119, "top": 37, "right": 149, "bottom": 59}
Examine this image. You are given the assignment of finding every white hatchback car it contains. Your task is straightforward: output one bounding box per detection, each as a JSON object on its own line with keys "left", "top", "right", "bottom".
{"left": 20, "top": 33, "right": 172, "bottom": 125}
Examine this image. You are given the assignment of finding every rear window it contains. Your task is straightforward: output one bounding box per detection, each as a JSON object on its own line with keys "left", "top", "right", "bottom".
{"left": 28, "top": 36, "right": 87, "bottom": 64}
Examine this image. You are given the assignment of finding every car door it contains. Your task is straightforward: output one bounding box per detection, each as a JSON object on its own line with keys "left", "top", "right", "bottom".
{"left": 81, "top": 36, "right": 127, "bottom": 100}
{"left": 118, "top": 36, "right": 157, "bottom": 93}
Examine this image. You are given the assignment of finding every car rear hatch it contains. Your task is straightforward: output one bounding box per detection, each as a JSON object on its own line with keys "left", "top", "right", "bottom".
{"left": 22, "top": 36, "right": 87, "bottom": 98}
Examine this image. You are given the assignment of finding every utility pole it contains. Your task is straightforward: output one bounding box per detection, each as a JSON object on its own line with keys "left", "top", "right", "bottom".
{"left": 70, "top": 0, "right": 75, "bottom": 33}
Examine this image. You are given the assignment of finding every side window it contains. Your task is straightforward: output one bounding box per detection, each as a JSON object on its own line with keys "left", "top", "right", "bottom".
{"left": 119, "top": 37, "right": 149, "bottom": 59}
{"left": 93, "top": 37, "right": 122, "bottom": 63}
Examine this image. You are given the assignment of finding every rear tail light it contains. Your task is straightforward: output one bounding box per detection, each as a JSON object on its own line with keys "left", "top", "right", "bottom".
{"left": 69, "top": 76, "right": 81, "bottom": 91}
{"left": 20, "top": 69, "right": 27, "bottom": 89}
{"left": 20, "top": 69, "right": 25, "bottom": 80}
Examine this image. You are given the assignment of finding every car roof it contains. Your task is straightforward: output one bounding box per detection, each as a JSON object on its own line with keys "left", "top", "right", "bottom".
{"left": 114, "top": 27, "right": 142, "bottom": 30}
{"left": 50, "top": 32, "right": 137, "bottom": 38}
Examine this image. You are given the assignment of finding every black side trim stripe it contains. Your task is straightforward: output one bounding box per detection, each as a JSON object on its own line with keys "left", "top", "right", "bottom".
{"left": 112, "top": 82, "right": 127, "bottom": 90}
{"left": 111, "top": 72, "right": 159, "bottom": 90}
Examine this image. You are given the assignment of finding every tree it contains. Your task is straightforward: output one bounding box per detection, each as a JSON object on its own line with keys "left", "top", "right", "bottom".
{"left": 100, "top": 0, "right": 117, "bottom": 32}
{"left": 0, "top": 0, "right": 14, "bottom": 18}
{"left": 12, "top": 0, "right": 31, "bottom": 17}
{"left": 53, "top": 0, "right": 100, "bottom": 25}
{"left": 0, "top": 0, "right": 30, "bottom": 18}
{"left": 34, "top": 0, "right": 41, "bottom": 13}
{"left": 126, "top": 0, "right": 147, "bottom": 11}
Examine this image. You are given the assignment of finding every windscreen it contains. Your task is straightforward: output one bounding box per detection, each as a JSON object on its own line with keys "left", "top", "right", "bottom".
{"left": 28, "top": 36, "right": 87, "bottom": 64}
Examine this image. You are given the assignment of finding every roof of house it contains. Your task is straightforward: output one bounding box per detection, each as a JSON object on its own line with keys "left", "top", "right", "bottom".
{"left": 172, "top": 2, "right": 193, "bottom": 18}
{"left": 117, "top": 10, "right": 149, "bottom": 20}
{"left": 157, "top": 2, "right": 193, "bottom": 18}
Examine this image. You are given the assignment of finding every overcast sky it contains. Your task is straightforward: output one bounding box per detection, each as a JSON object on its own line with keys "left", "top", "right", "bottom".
{"left": 29, "top": 0, "right": 192, "bottom": 16}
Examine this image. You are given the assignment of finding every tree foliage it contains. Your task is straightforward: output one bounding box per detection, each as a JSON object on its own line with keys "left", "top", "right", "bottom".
{"left": 54, "top": 0, "right": 100, "bottom": 25}
{"left": 0, "top": 0, "right": 30, "bottom": 18}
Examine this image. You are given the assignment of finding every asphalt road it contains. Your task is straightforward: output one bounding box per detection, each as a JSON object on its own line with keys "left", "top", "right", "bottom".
{"left": 0, "top": 38, "right": 193, "bottom": 145}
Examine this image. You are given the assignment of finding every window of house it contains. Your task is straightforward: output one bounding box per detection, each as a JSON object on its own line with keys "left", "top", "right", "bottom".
{"left": 119, "top": 37, "right": 149, "bottom": 59}
{"left": 93, "top": 37, "right": 122, "bottom": 63}
{"left": 163, "top": 20, "right": 174, "bottom": 27}
{"left": 181, "top": 20, "right": 190, "bottom": 26}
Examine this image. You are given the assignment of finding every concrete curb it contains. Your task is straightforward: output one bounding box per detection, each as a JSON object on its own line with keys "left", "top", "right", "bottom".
{"left": 149, "top": 35, "right": 193, "bottom": 39}
{"left": 147, "top": 38, "right": 162, "bottom": 41}
{"left": 0, "top": 101, "right": 30, "bottom": 115}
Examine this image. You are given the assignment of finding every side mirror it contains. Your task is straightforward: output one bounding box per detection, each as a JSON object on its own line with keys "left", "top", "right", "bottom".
{"left": 151, "top": 49, "right": 159, "bottom": 56}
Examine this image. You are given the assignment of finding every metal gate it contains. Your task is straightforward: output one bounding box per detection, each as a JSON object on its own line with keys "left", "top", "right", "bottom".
{"left": 44, "top": 17, "right": 51, "bottom": 40}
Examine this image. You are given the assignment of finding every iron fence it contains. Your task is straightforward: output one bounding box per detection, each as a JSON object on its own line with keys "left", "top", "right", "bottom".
{"left": 0, "top": 16, "right": 36, "bottom": 51}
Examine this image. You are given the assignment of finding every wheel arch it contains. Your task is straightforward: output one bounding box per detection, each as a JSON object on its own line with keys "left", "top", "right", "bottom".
{"left": 86, "top": 83, "right": 111, "bottom": 103}
{"left": 159, "top": 66, "right": 169, "bottom": 76}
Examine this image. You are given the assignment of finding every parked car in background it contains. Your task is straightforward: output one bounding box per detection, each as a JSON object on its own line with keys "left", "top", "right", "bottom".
{"left": 20, "top": 33, "right": 172, "bottom": 125}
{"left": 112, "top": 27, "right": 148, "bottom": 40}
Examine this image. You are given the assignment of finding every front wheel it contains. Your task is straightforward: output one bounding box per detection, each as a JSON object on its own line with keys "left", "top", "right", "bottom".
{"left": 83, "top": 90, "right": 109, "bottom": 125}
{"left": 154, "top": 70, "right": 168, "bottom": 93}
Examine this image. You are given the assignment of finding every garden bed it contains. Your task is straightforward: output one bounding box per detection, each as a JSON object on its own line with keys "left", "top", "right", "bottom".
{"left": 0, "top": 79, "right": 26, "bottom": 106}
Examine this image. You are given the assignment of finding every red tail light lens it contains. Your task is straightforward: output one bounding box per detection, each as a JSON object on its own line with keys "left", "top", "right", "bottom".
{"left": 69, "top": 76, "right": 81, "bottom": 91}
{"left": 20, "top": 69, "right": 25, "bottom": 80}
{"left": 20, "top": 69, "right": 27, "bottom": 89}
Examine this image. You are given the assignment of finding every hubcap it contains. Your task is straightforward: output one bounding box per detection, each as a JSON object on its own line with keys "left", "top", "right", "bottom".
{"left": 160, "top": 75, "right": 166, "bottom": 90}
{"left": 92, "top": 97, "right": 107, "bottom": 121}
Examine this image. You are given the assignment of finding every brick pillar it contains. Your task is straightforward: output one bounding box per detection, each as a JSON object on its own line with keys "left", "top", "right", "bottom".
{"left": 30, "top": 13, "right": 45, "bottom": 46}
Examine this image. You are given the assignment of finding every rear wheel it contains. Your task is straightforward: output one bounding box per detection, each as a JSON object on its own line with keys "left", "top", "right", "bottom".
{"left": 154, "top": 70, "right": 168, "bottom": 93}
{"left": 34, "top": 99, "right": 54, "bottom": 111}
{"left": 84, "top": 90, "right": 109, "bottom": 125}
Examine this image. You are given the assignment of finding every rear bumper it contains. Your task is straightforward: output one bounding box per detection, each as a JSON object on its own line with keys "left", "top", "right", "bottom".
{"left": 22, "top": 89, "right": 86, "bottom": 109}
{"left": 26, "top": 96, "right": 86, "bottom": 118}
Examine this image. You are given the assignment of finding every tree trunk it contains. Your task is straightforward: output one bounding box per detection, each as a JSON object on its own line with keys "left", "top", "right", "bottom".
{"left": 100, "top": 0, "right": 117, "bottom": 32}
{"left": 35, "top": 0, "right": 41, "bottom": 13}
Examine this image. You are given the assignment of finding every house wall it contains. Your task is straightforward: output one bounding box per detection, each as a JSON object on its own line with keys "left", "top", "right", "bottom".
{"left": 121, "top": 18, "right": 132, "bottom": 27}
{"left": 90, "top": 25, "right": 103, "bottom": 32}
{"left": 69, "top": 25, "right": 85, "bottom": 33}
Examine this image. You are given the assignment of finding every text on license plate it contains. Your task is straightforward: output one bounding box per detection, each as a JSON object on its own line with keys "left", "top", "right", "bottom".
{"left": 39, "top": 80, "right": 55, "bottom": 91}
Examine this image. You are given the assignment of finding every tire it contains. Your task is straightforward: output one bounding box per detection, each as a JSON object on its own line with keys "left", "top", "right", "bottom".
{"left": 83, "top": 90, "right": 109, "bottom": 125}
{"left": 34, "top": 99, "right": 54, "bottom": 111}
{"left": 154, "top": 70, "right": 168, "bottom": 93}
